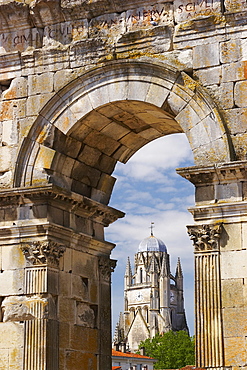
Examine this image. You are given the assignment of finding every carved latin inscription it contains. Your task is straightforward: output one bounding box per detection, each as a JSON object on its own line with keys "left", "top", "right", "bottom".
{"left": 174, "top": 0, "right": 222, "bottom": 23}
{"left": 187, "top": 224, "right": 222, "bottom": 252}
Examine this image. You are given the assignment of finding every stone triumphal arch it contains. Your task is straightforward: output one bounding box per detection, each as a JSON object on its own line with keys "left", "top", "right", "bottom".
{"left": 0, "top": 0, "right": 247, "bottom": 369}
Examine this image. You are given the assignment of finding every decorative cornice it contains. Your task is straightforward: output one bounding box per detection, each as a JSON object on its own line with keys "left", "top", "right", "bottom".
{"left": 98, "top": 256, "right": 117, "bottom": 282}
{"left": 187, "top": 224, "right": 222, "bottom": 252}
{"left": 0, "top": 184, "right": 124, "bottom": 226}
{"left": 21, "top": 240, "right": 65, "bottom": 268}
{"left": 177, "top": 161, "right": 247, "bottom": 186}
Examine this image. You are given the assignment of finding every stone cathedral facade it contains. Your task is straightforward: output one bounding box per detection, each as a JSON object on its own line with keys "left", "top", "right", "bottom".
{"left": 114, "top": 232, "right": 188, "bottom": 352}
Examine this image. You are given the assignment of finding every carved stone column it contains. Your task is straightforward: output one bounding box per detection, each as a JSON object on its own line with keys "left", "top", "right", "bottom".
{"left": 0, "top": 185, "right": 123, "bottom": 370}
{"left": 21, "top": 241, "right": 65, "bottom": 370}
{"left": 98, "top": 256, "right": 117, "bottom": 370}
{"left": 187, "top": 224, "right": 224, "bottom": 368}
{"left": 178, "top": 161, "right": 247, "bottom": 370}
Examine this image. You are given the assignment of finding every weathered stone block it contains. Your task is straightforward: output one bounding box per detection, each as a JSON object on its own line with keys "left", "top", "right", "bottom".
{"left": 224, "top": 0, "right": 247, "bottom": 12}
{"left": 174, "top": 0, "right": 221, "bottom": 23}
{"left": 58, "top": 297, "right": 76, "bottom": 323}
{"left": 0, "top": 349, "right": 9, "bottom": 369}
{"left": 48, "top": 205, "right": 64, "bottom": 226}
{"left": 220, "top": 39, "right": 242, "bottom": 64}
{"left": 2, "top": 246, "right": 25, "bottom": 270}
{"left": 9, "top": 346, "right": 23, "bottom": 370}
{"left": 59, "top": 322, "right": 70, "bottom": 349}
{"left": 83, "top": 131, "right": 120, "bottom": 156}
{"left": 222, "top": 279, "right": 244, "bottom": 308}
{"left": 65, "top": 350, "right": 97, "bottom": 370}
{"left": 0, "top": 322, "right": 24, "bottom": 348}
{"left": 208, "top": 82, "right": 234, "bottom": 109}
{"left": 2, "top": 295, "right": 48, "bottom": 322}
{"left": 175, "top": 104, "right": 200, "bottom": 132}
{"left": 26, "top": 93, "right": 54, "bottom": 117}
{"left": 215, "top": 183, "right": 242, "bottom": 202}
{"left": 221, "top": 223, "right": 242, "bottom": 252}
{"left": 194, "top": 66, "right": 222, "bottom": 86}
{"left": 195, "top": 185, "right": 214, "bottom": 204}
{"left": 76, "top": 302, "right": 94, "bottom": 327}
{"left": 222, "top": 61, "right": 247, "bottom": 82}
{"left": 28, "top": 72, "right": 54, "bottom": 95}
{"left": 60, "top": 248, "right": 72, "bottom": 273}
{"left": 72, "top": 275, "right": 89, "bottom": 301}
{"left": 221, "top": 250, "right": 247, "bottom": 280}
{"left": 60, "top": 272, "right": 71, "bottom": 296}
{"left": 78, "top": 145, "right": 101, "bottom": 167}
{"left": 193, "top": 43, "right": 220, "bottom": 69}
{"left": 234, "top": 80, "right": 247, "bottom": 108}
{"left": 224, "top": 337, "right": 246, "bottom": 366}
{"left": 35, "top": 145, "right": 56, "bottom": 170}
{"left": 225, "top": 108, "right": 247, "bottom": 135}
{"left": 70, "top": 325, "right": 98, "bottom": 352}
{"left": 0, "top": 269, "right": 24, "bottom": 296}
{"left": 0, "top": 99, "right": 26, "bottom": 121}
{"left": 2, "top": 77, "right": 27, "bottom": 100}
{"left": 71, "top": 161, "right": 101, "bottom": 187}
{"left": 72, "top": 251, "right": 95, "bottom": 279}
{"left": 60, "top": 157, "right": 75, "bottom": 177}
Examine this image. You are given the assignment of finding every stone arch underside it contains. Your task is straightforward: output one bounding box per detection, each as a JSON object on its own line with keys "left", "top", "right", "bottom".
{"left": 14, "top": 59, "right": 233, "bottom": 205}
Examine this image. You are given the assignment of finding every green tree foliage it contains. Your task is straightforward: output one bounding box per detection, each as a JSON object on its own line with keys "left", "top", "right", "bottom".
{"left": 139, "top": 331, "right": 195, "bottom": 369}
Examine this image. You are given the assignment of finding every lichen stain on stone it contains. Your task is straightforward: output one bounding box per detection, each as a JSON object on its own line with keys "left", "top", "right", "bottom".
{"left": 243, "top": 61, "right": 247, "bottom": 79}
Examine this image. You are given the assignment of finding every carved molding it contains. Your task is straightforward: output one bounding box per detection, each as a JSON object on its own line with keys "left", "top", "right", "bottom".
{"left": 187, "top": 224, "right": 222, "bottom": 252}
{"left": 98, "top": 256, "right": 117, "bottom": 282}
{"left": 21, "top": 241, "right": 65, "bottom": 268}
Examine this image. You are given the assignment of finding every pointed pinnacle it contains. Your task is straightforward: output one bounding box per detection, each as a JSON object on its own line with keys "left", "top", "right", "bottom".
{"left": 160, "top": 254, "right": 169, "bottom": 277}
{"left": 125, "top": 256, "right": 132, "bottom": 276}
{"left": 175, "top": 257, "right": 183, "bottom": 278}
{"left": 149, "top": 254, "right": 158, "bottom": 273}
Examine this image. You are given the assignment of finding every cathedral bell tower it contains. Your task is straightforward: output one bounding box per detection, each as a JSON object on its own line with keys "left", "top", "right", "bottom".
{"left": 114, "top": 226, "right": 189, "bottom": 352}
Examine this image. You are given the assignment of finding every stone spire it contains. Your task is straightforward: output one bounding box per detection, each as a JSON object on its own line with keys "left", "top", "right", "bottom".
{"left": 124, "top": 256, "right": 132, "bottom": 289}
{"left": 175, "top": 257, "right": 183, "bottom": 279}
{"left": 160, "top": 254, "right": 169, "bottom": 277}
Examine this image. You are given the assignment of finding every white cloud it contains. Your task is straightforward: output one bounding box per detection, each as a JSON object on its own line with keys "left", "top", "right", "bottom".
{"left": 115, "top": 133, "right": 193, "bottom": 183}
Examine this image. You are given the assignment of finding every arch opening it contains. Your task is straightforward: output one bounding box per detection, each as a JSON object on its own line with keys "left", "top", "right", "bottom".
{"left": 14, "top": 59, "right": 232, "bottom": 203}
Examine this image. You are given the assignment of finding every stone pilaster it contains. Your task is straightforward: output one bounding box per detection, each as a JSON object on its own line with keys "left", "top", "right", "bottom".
{"left": 0, "top": 185, "right": 123, "bottom": 370}
{"left": 98, "top": 256, "right": 117, "bottom": 370}
{"left": 179, "top": 161, "right": 247, "bottom": 370}
{"left": 21, "top": 241, "right": 65, "bottom": 370}
{"left": 187, "top": 224, "right": 224, "bottom": 368}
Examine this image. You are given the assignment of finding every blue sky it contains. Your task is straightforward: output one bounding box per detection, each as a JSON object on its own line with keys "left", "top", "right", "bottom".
{"left": 105, "top": 133, "right": 196, "bottom": 337}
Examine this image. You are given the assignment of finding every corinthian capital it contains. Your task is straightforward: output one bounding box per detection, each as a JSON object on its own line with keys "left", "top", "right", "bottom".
{"left": 21, "top": 241, "right": 65, "bottom": 268}
{"left": 187, "top": 224, "right": 222, "bottom": 252}
{"left": 98, "top": 256, "right": 117, "bottom": 282}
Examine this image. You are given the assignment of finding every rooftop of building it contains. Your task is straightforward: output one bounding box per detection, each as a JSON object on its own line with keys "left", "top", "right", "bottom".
{"left": 112, "top": 349, "right": 155, "bottom": 360}
{"left": 138, "top": 234, "right": 167, "bottom": 253}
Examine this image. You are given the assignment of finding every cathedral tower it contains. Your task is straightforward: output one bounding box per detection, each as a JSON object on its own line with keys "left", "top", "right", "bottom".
{"left": 114, "top": 229, "right": 188, "bottom": 352}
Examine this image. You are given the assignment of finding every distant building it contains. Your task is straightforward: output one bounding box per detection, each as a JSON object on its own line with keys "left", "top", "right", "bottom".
{"left": 113, "top": 229, "right": 188, "bottom": 352}
{"left": 112, "top": 348, "right": 156, "bottom": 370}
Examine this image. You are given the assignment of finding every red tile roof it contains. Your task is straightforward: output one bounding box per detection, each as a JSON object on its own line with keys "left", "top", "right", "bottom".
{"left": 112, "top": 349, "right": 154, "bottom": 360}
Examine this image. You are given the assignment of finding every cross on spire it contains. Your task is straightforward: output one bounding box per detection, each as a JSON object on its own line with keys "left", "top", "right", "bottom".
{"left": 150, "top": 222, "right": 154, "bottom": 236}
